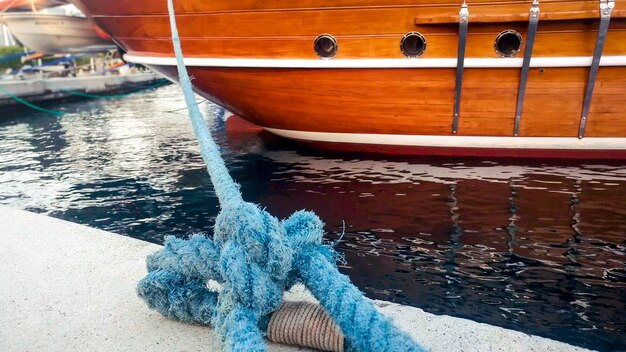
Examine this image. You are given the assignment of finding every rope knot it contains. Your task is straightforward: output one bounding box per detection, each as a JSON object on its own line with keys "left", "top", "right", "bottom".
{"left": 283, "top": 210, "right": 324, "bottom": 248}
{"left": 215, "top": 202, "right": 293, "bottom": 315}
{"left": 283, "top": 210, "right": 341, "bottom": 276}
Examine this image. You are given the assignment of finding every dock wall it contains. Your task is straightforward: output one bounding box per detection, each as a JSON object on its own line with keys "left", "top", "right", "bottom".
{"left": 0, "top": 72, "right": 164, "bottom": 108}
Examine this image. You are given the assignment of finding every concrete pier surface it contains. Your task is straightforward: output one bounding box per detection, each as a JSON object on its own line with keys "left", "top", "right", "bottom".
{"left": 0, "top": 206, "right": 592, "bottom": 352}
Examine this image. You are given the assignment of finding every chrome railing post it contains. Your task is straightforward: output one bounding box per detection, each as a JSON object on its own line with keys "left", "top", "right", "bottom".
{"left": 579, "top": 0, "right": 614, "bottom": 139}
{"left": 513, "top": 0, "right": 540, "bottom": 137}
{"left": 452, "top": 2, "right": 469, "bottom": 135}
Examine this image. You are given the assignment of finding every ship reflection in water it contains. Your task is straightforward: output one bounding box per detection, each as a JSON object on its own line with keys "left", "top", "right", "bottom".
{"left": 0, "top": 86, "right": 624, "bottom": 351}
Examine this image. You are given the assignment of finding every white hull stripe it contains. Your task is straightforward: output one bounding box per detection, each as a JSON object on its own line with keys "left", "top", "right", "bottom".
{"left": 125, "top": 54, "right": 626, "bottom": 69}
{"left": 264, "top": 128, "right": 626, "bottom": 150}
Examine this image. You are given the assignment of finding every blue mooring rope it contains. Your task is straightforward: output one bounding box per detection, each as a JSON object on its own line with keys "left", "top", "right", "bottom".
{"left": 0, "top": 85, "right": 64, "bottom": 115}
{"left": 136, "top": 1, "right": 427, "bottom": 351}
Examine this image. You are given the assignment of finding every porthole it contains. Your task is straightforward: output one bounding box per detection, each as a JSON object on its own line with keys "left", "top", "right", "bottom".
{"left": 400, "top": 32, "right": 426, "bottom": 58}
{"left": 314, "top": 34, "right": 338, "bottom": 59}
{"left": 494, "top": 30, "right": 523, "bottom": 58}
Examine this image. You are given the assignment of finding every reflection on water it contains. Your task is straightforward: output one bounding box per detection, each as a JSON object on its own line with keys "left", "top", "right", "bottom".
{"left": 1, "top": 86, "right": 625, "bottom": 351}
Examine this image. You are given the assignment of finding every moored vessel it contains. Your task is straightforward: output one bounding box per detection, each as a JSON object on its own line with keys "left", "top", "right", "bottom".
{"left": 1, "top": 10, "right": 116, "bottom": 54}
{"left": 70, "top": 0, "right": 626, "bottom": 157}
{"left": 0, "top": 0, "right": 68, "bottom": 12}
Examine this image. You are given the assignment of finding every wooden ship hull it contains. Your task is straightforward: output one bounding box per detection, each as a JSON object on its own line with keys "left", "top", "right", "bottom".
{"left": 70, "top": 0, "right": 626, "bottom": 157}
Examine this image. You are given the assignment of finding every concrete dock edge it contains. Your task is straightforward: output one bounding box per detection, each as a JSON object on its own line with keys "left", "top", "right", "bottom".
{"left": 0, "top": 207, "right": 593, "bottom": 352}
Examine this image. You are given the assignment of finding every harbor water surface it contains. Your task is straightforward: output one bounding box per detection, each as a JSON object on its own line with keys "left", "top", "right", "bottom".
{"left": 0, "top": 85, "right": 625, "bottom": 351}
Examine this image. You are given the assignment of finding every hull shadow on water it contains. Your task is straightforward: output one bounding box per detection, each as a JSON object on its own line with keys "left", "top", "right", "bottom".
{"left": 0, "top": 85, "right": 624, "bottom": 351}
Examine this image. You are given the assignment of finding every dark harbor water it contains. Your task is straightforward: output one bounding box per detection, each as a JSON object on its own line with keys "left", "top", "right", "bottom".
{"left": 1, "top": 85, "right": 625, "bottom": 351}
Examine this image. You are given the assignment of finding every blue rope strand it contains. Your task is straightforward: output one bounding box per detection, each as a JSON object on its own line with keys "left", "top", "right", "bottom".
{"left": 136, "top": 1, "right": 428, "bottom": 351}
{"left": 165, "top": 0, "right": 243, "bottom": 208}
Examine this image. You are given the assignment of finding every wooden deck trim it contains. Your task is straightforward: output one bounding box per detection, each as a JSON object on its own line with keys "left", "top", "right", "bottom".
{"left": 415, "top": 9, "right": 626, "bottom": 24}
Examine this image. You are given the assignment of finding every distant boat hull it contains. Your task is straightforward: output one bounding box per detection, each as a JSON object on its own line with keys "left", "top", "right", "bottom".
{"left": 2, "top": 13, "right": 115, "bottom": 53}
{"left": 0, "top": 0, "right": 68, "bottom": 12}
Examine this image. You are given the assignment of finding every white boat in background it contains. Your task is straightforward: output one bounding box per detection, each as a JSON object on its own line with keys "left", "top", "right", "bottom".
{"left": 1, "top": 4, "right": 115, "bottom": 54}
{"left": 0, "top": 0, "right": 68, "bottom": 12}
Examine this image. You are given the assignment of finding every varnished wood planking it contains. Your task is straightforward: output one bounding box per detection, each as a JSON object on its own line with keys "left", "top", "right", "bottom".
{"left": 157, "top": 66, "right": 458, "bottom": 135}
{"left": 115, "top": 27, "right": 626, "bottom": 60}
{"left": 90, "top": 6, "right": 626, "bottom": 38}
{"left": 114, "top": 29, "right": 626, "bottom": 63}
{"left": 416, "top": 5, "right": 626, "bottom": 24}
{"left": 73, "top": 0, "right": 603, "bottom": 17}
{"left": 154, "top": 66, "right": 625, "bottom": 138}
{"left": 520, "top": 68, "right": 586, "bottom": 136}
{"left": 587, "top": 68, "right": 626, "bottom": 137}
{"left": 71, "top": 0, "right": 626, "bottom": 140}
{"left": 457, "top": 69, "right": 519, "bottom": 136}
{"left": 71, "top": 0, "right": 626, "bottom": 59}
